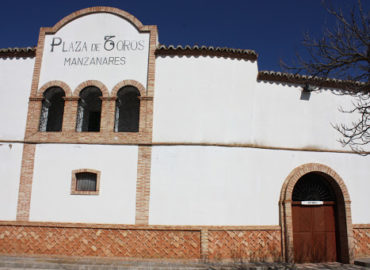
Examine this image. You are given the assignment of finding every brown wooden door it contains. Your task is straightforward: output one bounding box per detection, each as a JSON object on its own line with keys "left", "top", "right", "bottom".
{"left": 292, "top": 202, "right": 337, "bottom": 263}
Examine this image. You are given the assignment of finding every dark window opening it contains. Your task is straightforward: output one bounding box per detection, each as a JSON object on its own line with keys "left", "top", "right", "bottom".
{"left": 114, "top": 86, "right": 140, "bottom": 132}
{"left": 76, "top": 86, "right": 102, "bottom": 132}
{"left": 292, "top": 172, "right": 336, "bottom": 201}
{"left": 76, "top": 172, "right": 97, "bottom": 191}
{"left": 39, "top": 87, "right": 65, "bottom": 132}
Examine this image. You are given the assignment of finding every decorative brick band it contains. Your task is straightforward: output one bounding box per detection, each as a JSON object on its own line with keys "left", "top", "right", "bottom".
{"left": 0, "top": 222, "right": 200, "bottom": 259}
{"left": 208, "top": 230, "right": 282, "bottom": 261}
{"left": 16, "top": 144, "right": 36, "bottom": 221}
{"left": 135, "top": 146, "right": 152, "bottom": 225}
{"left": 279, "top": 163, "right": 353, "bottom": 263}
{"left": 353, "top": 226, "right": 370, "bottom": 258}
{"left": 0, "top": 221, "right": 284, "bottom": 261}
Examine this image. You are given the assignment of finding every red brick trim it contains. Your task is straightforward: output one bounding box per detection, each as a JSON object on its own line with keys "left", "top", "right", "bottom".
{"left": 71, "top": 169, "right": 101, "bottom": 195}
{"left": 73, "top": 80, "right": 109, "bottom": 98}
{"left": 48, "top": 7, "right": 146, "bottom": 33}
{"left": 135, "top": 146, "right": 152, "bottom": 225}
{"left": 200, "top": 229, "right": 208, "bottom": 260}
{"left": 37, "top": 81, "right": 72, "bottom": 98}
{"left": 111, "top": 80, "right": 146, "bottom": 97}
{"left": 145, "top": 25, "right": 157, "bottom": 97}
{"left": 279, "top": 163, "right": 353, "bottom": 263}
{"left": 16, "top": 144, "right": 36, "bottom": 221}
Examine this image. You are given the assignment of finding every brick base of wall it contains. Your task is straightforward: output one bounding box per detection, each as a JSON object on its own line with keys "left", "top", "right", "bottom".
{"left": 353, "top": 225, "right": 370, "bottom": 258}
{"left": 0, "top": 222, "right": 282, "bottom": 261}
{"left": 208, "top": 230, "right": 281, "bottom": 261}
{"left": 0, "top": 222, "right": 368, "bottom": 261}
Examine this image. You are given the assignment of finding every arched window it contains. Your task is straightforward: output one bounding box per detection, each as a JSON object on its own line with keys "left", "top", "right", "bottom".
{"left": 39, "top": 87, "right": 65, "bottom": 132}
{"left": 76, "top": 86, "right": 102, "bottom": 132}
{"left": 114, "top": 86, "right": 140, "bottom": 132}
{"left": 292, "top": 172, "right": 336, "bottom": 201}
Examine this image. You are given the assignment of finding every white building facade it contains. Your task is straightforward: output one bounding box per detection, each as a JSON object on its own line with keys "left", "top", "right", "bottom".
{"left": 0, "top": 7, "right": 369, "bottom": 263}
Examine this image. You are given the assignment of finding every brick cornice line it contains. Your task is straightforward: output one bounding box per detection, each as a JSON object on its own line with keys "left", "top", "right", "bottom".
{"left": 29, "top": 97, "right": 44, "bottom": 101}
{"left": 0, "top": 220, "right": 281, "bottom": 231}
{"left": 4, "top": 140, "right": 365, "bottom": 155}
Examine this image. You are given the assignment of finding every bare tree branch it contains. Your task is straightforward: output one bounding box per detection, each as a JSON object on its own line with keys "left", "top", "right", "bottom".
{"left": 282, "top": 0, "right": 369, "bottom": 154}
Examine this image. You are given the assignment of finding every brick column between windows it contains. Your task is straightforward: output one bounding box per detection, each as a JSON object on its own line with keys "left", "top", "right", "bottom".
{"left": 62, "top": 97, "right": 78, "bottom": 132}
{"left": 100, "top": 97, "right": 115, "bottom": 133}
{"left": 24, "top": 98, "right": 43, "bottom": 138}
{"left": 16, "top": 143, "right": 36, "bottom": 221}
{"left": 135, "top": 145, "right": 152, "bottom": 225}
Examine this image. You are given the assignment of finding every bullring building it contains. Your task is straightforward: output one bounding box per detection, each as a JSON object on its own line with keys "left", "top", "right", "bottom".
{"left": 0, "top": 7, "right": 369, "bottom": 264}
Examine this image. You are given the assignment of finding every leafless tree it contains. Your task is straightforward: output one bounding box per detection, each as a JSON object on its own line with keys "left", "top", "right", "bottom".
{"left": 282, "top": 0, "right": 369, "bottom": 154}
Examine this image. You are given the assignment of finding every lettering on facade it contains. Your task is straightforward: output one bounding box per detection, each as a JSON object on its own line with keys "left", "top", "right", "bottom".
{"left": 50, "top": 36, "right": 145, "bottom": 66}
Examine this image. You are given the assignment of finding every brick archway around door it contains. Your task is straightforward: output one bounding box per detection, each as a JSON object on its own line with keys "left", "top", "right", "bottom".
{"left": 279, "top": 163, "right": 353, "bottom": 263}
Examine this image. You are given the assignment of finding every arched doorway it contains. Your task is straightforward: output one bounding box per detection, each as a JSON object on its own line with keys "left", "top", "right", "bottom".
{"left": 292, "top": 172, "right": 337, "bottom": 262}
{"left": 279, "top": 163, "right": 353, "bottom": 263}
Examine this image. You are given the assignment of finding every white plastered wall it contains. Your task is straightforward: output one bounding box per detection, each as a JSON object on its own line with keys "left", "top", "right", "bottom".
{"left": 0, "top": 58, "right": 34, "bottom": 140}
{"left": 30, "top": 144, "right": 138, "bottom": 224}
{"left": 149, "top": 145, "right": 370, "bottom": 226}
{"left": 252, "top": 82, "right": 362, "bottom": 152}
{"left": 0, "top": 143, "right": 23, "bottom": 220}
{"left": 153, "top": 55, "right": 258, "bottom": 144}
{"left": 38, "top": 13, "right": 150, "bottom": 93}
{"left": 153, "top": 55, "right": 365, "bottom": 152}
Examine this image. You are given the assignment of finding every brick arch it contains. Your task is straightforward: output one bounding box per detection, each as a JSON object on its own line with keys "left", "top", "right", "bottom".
{"left": 49, "top": 7, "right": 145, "bottom": 33}
{"left": 73, "top": 80, "right": 109, "bottom": 97}
{"left": 37, "top": 81, "right": 72, "bottom": 98}
{"left": 111, "top": 80, "right": 146, "bottom": 97}
{"left": 279, "top": 163, "right": 353, "bottom": 263}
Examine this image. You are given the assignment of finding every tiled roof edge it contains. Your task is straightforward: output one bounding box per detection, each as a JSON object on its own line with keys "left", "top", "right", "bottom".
{"left": 0, "top": 47, "right": 36, "bottom": 58}
{"left": 258, "top": 71, "right": 368, "bottom": 93}
{"left": 155, "top": 44, "right": 258, "bottom": 61}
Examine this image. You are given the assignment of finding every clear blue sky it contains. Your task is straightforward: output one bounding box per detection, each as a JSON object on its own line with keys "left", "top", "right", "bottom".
{"left": 0, "top": 0, "right": 366, "bottom": 72}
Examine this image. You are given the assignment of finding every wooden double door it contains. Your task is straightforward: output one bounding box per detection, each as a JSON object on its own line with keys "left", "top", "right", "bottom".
{"left": 292, "top": 202, "right": 337, "bottom": 263}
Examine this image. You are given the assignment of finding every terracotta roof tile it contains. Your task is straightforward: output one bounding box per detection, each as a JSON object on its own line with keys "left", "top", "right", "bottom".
{"left": 155, "top": 44, "right": 257, "bottom": 61}
{"left": 258, "top": 71, "right": 368, "bottom": 93}
{"left": 0, "top": 47, "right": 36, "bottom": 58}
